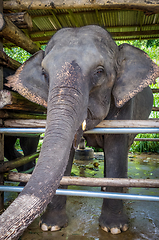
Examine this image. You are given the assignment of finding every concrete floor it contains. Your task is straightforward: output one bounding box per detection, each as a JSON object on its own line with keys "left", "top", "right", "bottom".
{"left": 4, "top": 152, "right": 159, "bottom": 240}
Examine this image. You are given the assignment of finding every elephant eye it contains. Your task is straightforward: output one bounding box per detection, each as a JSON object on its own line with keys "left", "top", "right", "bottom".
{"left": 94, "top": 66, "right": 104, "bottom": 76}
{"left": 95, "top": 67, "right": 104, "bottom": 75}
{"left": 92, "top": 66, "right": 105, "bottom": 87}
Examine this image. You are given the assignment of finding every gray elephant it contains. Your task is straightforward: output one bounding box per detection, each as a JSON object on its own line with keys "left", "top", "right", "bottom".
{"left": 0, "top": 25, "right": 159, "bottom": 239}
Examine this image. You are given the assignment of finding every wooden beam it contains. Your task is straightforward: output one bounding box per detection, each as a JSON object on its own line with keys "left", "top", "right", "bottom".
{"left": 0, "top": 12, "right": 5, "bottom": 31}
{"left": 135, "top": 138, "right": 159, "bottom": 141}
{"left": 0, "top": 152, "right": 39, "bottom": 173}
{"left": 30, "top": 35, "right": 159, "bottom": 43}
{"left": 3, "top": 119, "right": 159, "bottom": 128}
{"left": 96, "top": 119, "right": 159, "bottom": 128}
{"left": 4, "top": 119, "right": 46, "bottom": 128}
{"left": 5, "top": 173, "right": 159, "bottom": 188}
{"left": 152, "top": 89, "right": 159, "bottom": 93}
{"left": 152, "top": 107, "right": 159, "bottom": 111}
{"left": 30, "top": 23, "right": 159, "bottom": 36}
{"left": 111, "top": 30, "right": 159, "bottom": 37}
{"left": 4, "top": 12, "right": 33, "bottom": 30}
{"left": 3, "top": 0, "right": 159, "bottom": 14}
{"left": 30, "top": 30, "right": 159, "bottom": 43}
{"left": 0, "top": 50, "right": 21, "bottom": 70}
{"left": 0, "top": 17, "right": 40, "bottom": 54}
{"left": 1, "top": 90, "right": 47, "bottom": 113}
{"left": 0, "top": 110, "right": 46, "bottom": 119}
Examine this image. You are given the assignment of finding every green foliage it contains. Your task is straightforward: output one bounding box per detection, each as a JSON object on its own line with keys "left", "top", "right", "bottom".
{"left": 116, "top": 39, "right": 159, "bottom": 152}
{"left": 130, "top": 134, "right": 159, "bottom": 153}
{"left": 116, "top": 39, "right": 159, "bottom": 65}
{"left": 4, "top": 47, "right": 31, "bottom": 63}
{"left": 146, "top": 39, "right": 159, "bottom": 48}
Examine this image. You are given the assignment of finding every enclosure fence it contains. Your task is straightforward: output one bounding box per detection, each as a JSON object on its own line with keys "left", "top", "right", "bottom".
{"left": 1, "top": 120, "right": 159, "bottom": 202}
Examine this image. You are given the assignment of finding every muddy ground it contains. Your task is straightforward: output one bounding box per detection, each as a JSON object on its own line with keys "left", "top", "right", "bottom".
{"left": 4, "top": 152, "right": 159, "bottom": 240}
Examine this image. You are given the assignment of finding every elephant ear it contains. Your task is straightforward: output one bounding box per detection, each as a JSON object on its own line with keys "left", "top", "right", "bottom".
{"left": 113, "top": 43, "right": 159, "bottom": 108}
{"left": 6, "top": 50, "right": 48, "bottom": 108}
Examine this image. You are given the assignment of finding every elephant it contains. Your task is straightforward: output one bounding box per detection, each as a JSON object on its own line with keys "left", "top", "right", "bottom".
{"left": 3, "top": 67, "right": 40, "bottom": 175}
{"left": 0, "top": 25, "right": 159, "bottom": 239}
{"left": 4, "top": 135, "right": 40, "bottom": 173}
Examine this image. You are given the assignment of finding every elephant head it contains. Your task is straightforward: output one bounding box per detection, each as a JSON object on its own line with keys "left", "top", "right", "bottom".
{"left": 0, "top": 25, "right": 159, "bottom": 239}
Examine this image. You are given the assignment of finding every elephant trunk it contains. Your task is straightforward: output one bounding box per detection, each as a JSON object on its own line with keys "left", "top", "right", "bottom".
{"left": 0, "top": 63, "right": 87, "bottom": 239}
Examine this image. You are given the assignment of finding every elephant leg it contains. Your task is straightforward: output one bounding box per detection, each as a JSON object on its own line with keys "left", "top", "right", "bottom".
{"left": 4, "top": 136, "right": 23, "bottom": 172}
{"left": 19, "top": 136, "right": 40, "bottom": 172}
{"left": 99, "top": 134, "right": 129, "bottom": 234}
{"left": 40, "top": 146, "right": 75, "bottom": 231}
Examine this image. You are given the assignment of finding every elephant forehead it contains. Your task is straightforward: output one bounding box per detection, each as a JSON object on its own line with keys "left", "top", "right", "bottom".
{"left": 43, "top": 42, "right": 105, "bottom": 75}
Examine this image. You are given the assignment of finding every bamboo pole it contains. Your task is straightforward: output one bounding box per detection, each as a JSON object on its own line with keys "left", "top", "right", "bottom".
{"left": 0, "top": 152, "right": 39, "bottom": 173}
{"left": 5, "top": 173, "right": 159, "bottom": 188}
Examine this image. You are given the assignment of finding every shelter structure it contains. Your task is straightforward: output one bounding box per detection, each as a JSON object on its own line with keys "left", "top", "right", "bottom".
{"left": 0, "top": 0, "right": 158, "bottom": 212}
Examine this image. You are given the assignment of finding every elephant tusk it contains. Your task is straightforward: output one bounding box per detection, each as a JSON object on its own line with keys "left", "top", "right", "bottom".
{"left": 82, "top": 120, "right": 86, "bottom": 131}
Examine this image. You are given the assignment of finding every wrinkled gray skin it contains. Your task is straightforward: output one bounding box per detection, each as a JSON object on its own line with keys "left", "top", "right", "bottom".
{"left": 0, "top": 25, "right": 159, "bottom": 239}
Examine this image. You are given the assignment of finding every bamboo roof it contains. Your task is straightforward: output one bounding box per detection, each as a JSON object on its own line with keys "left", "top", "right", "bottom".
{"left": 3, "top": 0, "right": 159, "bottom": 47}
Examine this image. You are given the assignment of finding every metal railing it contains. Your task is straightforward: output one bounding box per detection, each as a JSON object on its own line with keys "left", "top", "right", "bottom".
{"left": 1, "top": 124, "right": 159, "bottom": 201}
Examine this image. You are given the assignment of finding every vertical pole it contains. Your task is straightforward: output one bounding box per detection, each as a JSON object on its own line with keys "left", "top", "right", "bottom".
{"left": 0, "top": 0, "right": 4, "bottom": 212}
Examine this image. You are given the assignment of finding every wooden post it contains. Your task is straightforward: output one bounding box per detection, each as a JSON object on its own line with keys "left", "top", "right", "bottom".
{"left": 0, "top": 0, "right": 4, "bottom": 212}
{"left": 4, "top": 12, "right": 33, "bottom": 30}
{"left": 0, "top": 16, "right": 40, "bottom": 54}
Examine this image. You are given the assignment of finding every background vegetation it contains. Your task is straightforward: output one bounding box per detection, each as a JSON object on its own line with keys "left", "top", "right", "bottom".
{"left": 4, "top": 39, "right": 159, "bottom": 153}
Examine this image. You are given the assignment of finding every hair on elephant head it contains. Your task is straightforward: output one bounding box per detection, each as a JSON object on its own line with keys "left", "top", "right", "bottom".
{"left": 1, "top": 25, "right": 159, "bottom": 239}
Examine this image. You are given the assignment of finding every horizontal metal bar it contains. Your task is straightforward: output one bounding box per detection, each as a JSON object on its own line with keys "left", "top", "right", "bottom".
{"left": 85, "top": 128, "right": 159, "bottom": 134}
{"left": 0, "top": 127, "right": 159, "bottom": 135}
{"left": 1, "top": 186, "right": 159, "bottom": 202}
{"left": 0, "top": 128, "right": 45, "bottom": 135}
